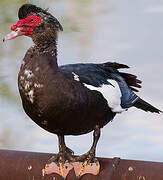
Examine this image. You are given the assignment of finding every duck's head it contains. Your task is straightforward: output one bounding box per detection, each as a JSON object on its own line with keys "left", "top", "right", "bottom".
{"left": 3, "top": 4, "right": 63, "bottom": 46}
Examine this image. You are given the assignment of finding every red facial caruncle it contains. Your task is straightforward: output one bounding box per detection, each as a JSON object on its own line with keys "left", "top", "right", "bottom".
{"left": 3, "top": 14, "right": 42, "bottom": 41}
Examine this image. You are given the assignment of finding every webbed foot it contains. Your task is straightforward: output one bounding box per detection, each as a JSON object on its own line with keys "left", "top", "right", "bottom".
{"left": 44, "top": 153, "right": 73, "bottom": 179}
{"left": 73, "top": 150, "right": 100, "bottom": 178}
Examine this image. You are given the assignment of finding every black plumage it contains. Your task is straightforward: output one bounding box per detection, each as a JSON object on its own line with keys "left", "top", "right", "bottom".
{"left": 19, "top": 51, "right": 115, "bottom": 135}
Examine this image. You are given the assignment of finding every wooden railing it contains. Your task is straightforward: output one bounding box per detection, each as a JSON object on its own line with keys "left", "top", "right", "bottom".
{"left": 0, "top": 149, "right": 163, "bottom": 180}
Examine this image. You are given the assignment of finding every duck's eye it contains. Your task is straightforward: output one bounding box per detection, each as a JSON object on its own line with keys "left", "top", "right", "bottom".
{"left": 30, "top": 18, "right": 34, "bottom": 22}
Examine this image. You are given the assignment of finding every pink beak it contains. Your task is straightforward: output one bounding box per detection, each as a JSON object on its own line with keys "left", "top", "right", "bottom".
{"left": 3, "top": 28, "right": 25, "bottom": 42}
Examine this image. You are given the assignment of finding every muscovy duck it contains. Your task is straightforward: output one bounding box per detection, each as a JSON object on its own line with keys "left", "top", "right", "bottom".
{"left": 4, "top": 4, "right": 161, "bottom": 179}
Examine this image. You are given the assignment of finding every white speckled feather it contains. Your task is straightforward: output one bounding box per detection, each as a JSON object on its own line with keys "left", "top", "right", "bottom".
{"left": 72, "top": 72, "right": 80, "bottom": 81}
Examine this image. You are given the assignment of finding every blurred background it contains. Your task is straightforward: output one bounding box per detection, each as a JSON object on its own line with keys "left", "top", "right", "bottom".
{"left": 0, "top": 0, "right": 163, "bottom": 162}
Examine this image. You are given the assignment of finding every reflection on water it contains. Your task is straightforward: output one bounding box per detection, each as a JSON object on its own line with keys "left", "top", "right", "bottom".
{"left": 0, "top": 0, "right": 163, "bottom": 162}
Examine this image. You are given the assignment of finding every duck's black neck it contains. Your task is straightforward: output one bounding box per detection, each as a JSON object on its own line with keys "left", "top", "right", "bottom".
{"left": 36, "top": 39, "right": 57, "bottom": 51}
{"left": 35, "top": 42, "right": 58, "bottom": 70}
{"left": 35, "top": 41, "right": 57, "bottom": 57}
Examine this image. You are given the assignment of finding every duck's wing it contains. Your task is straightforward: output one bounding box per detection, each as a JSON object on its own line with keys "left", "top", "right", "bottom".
{"left": 59, "top": 62, "right": 141, "bottom": 90}
{"left": 59, "top": 62, "right": 161, "bottom": 113}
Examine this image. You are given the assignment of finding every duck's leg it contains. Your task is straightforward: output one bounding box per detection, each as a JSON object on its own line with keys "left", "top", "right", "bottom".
{"left": 44, "top": 126, "right": 101, "bottom": 179}
{"left": 44, "top": 135, "right": 74, "bottom": 179}
{"left": 73, "top": 125, "right": 101, "bottom": 177}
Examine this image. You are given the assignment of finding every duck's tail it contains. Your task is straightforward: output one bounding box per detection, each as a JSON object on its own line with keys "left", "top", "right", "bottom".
{"left": 133, "top": 97, "right": 162, "bottom": 113}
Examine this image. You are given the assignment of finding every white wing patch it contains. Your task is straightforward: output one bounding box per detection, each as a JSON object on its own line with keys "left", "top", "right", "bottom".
{"left": 84, "top": 80, "right": 127, "bottom": 113}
